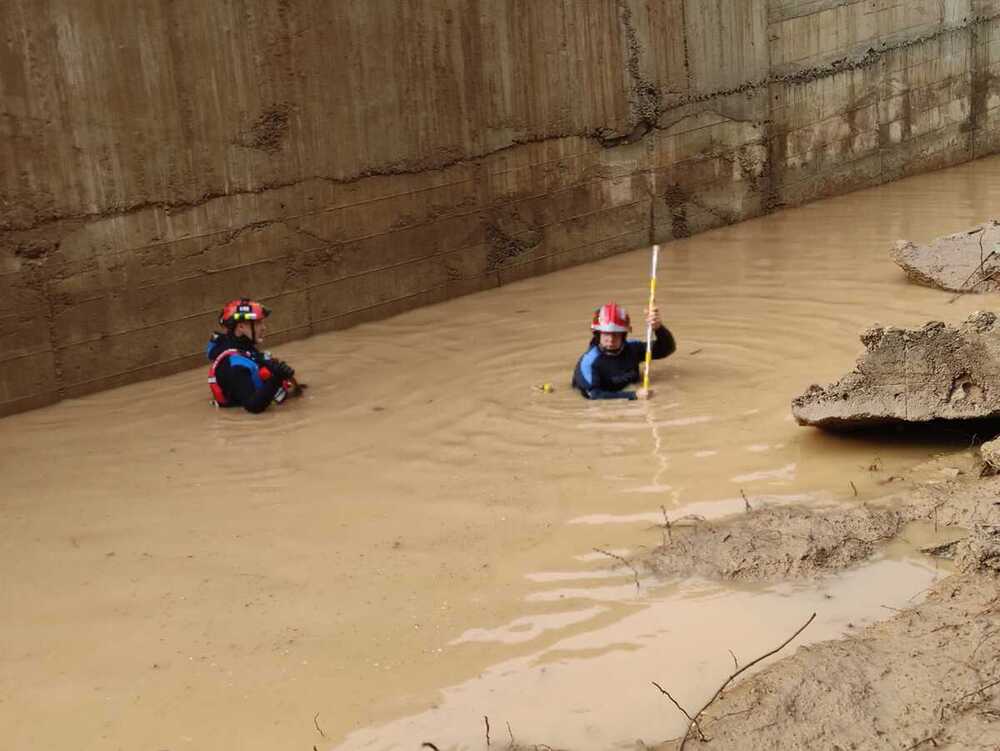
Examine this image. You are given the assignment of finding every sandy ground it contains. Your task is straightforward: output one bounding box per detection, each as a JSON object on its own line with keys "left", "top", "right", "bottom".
{"left": 619, "top": 450, "right": 1000, "bottom": 750}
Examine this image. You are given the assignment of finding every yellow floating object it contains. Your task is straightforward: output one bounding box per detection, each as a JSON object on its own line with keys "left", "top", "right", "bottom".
{"left": 537, "top": 383, "right": 554, "bottom": 393}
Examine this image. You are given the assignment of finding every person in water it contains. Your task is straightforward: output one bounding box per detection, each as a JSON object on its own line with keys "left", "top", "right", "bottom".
{"left": 206, "top": 297, "right": 299, "bottom": 413}
{"left": 572, "top": 302, "right": 676, "bottom": 400}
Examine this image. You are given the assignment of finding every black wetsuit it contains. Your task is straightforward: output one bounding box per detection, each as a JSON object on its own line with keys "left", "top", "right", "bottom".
{"left": 206, "top": 332, "right": 288, "bottom": 413}
{"left": 572, "top": 326, "right": 676, "bottom": 400}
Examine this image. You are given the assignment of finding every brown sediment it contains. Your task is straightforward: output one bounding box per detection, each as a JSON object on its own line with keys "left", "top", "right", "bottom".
{"left": 656, "top": 569, "right": 1000, "bottom": 751}
{"left": 642, "top": 504, "right": 908, "bottom": 582}
{"left": 633, "top": 455, "right": 1000, "bottom": 750}
{"left": 792, "top": 313, "right": 1000, "bottom": 429}
{"left": 638, "top": 449, "right": 999, "bottom": 585}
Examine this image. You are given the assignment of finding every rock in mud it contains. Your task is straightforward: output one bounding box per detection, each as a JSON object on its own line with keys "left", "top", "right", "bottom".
{"left": 956, "top": 524, "right": 1000, "bottom": 574}
{"left": 891, "top": 219, "right": 1000, "bottom": 293}
{"left": 792, "top": 312, "right": 1000, "bottom": 429}
{"left": 981, "top": 437, "right": 1000, "bottom": 472}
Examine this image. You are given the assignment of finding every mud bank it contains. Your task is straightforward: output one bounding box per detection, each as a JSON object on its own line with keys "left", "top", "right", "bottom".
{"left": 641, "top": 451, "right": 998, "bottom": 584}
{"left": 792, "top": 313, "right": 1000, "bottom": 429}
{"left": 634, "top": 454, "right": 1000, "bottom": 750}
{"left": 654, "top": 570, "right": 1000, "bottom": 751}
{"left": 891, "top": 220, "right": 1000, "bottom": 293}
{"left": 497, "top": 458, "right": 1000, "bottom": 751}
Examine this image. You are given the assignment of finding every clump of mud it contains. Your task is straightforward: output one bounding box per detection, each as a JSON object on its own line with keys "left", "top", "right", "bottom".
{"left": 639, "top": 454, "right": 1000, "bottom": 586}
{"left": 792, "top": 312, "right": 1000, "bottom": 429}
{"left": 642, "top": 505, "right": 905, "bottom": 582}
{"left": 891, "top": 219, "right": 1000, "bottom": 293}
{"left": 956, "top": 524, "right": 1000, "bottom": 575}
{"left": 981, "top": 436, "right": 1000, "bottom": 475}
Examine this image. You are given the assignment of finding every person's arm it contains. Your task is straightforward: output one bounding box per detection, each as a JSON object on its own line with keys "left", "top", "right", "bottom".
{"left": 651, "top": 325, "right": 676, "bottom": 359}
{"left": 586, "top": 387, "right": 636, "bottom": 400}
{"left": 644, "top": 306, "right": 676, "bottom": 359}
{"left": 226, "top": 365, "right": 282, "bottom": 413}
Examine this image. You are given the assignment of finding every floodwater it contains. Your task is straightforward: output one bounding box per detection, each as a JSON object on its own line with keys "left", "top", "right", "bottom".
{"left": 3, "top": 156, "right": 1000, "bottom": 751}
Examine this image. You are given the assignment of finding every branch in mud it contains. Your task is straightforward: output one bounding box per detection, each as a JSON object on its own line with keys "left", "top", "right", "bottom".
{"left": 313, "top": 712, "right": 326, "bottom": 738}
{"left": 728, "top": 649, "right": 739, "bottom": 670}
{"left": 940, "top": 675, "right": 1000, "bottom": 719}
{"left": 651, "top": 682, "right": 707, "bottom": 742}
{"left": 594, "top": 547, "right": 640, "bottom": 591}
{"left": 904, "top": 736, "right": 941, "bottom": 750}
{"left": 656, "top": 612, "right": 817, "bottom": 750}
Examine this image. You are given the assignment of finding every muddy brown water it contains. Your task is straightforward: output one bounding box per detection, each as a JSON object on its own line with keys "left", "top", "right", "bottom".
{"left": 4, "top": 157, "right": 1000, "bottom": 750}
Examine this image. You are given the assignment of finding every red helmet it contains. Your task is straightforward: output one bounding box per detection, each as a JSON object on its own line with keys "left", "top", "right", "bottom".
{"left": 591, "top": 302, "right": 631, "bottom": 333}
{"left": 219, "top": 298, "right": 271, "bottom": 328}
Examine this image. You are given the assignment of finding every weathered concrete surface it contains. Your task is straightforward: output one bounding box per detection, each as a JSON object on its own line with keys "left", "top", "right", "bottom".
{"left": 892, "top": 219, "right": 1000, "bottom": 292}
{"left": 793, "top": 312, "right": 1000, "bottom": 428}
{"left": 6, "top": 1, "right": 1000, "bottom": 414}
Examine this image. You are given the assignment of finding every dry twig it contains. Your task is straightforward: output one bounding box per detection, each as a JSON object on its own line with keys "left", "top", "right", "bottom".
{"left": 947, "top": 675, "right": 1000, "bottom": 711}
{"left": 740, "top": 489, "right": 752, "bottom": 512}
{"left": 904, "top": 735, "right": 940, "bottom": 750}
{"left": 652, "top": 681, "right": 707, "bottom": 742}
{"left": 313, "top": 712, "right": 326, "bottom": 738}
{"left": 594, "top": 547, "right": 640, "bottom": 591}
{"left": 484, "top": 715, "right": 491, "bottom": 747}
{"left": 662, "top": 612, "right": 817, "bottom": 750}
{"left": 948, "top": 241, "right": 997, "bottom": 302}
{"left": 728, "top": 649, "right": 739, "bottom": 670}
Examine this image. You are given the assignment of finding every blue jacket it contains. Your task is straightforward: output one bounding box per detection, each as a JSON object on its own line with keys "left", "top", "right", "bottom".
{"left": 572, "top": 326, "right": 676, "bottom": 399}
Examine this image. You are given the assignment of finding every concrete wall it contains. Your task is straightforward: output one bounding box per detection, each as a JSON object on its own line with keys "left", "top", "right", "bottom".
{"left": 3, "top": 0, "right": 1000, "bottom": 415}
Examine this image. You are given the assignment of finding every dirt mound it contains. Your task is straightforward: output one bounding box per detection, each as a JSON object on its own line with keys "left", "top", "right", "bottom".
{"left": 891, "top": 220, "right": 1000, "bottom": 293}
{"left": 656, "top": 573, "right": 1000, "bottom": 751}
{"left": 792, "top": 313, "right": 1000, "bottom": 429}
{"left": 641, "top": 505, "right": 906, "bottom": 582}
{"left": 644, "top": 466, "right": 1000, "bottom": 750}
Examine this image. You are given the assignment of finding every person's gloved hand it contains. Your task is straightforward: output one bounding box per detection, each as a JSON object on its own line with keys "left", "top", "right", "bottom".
{"left": 267, "top": 359, "right": 295, "bottom": 381}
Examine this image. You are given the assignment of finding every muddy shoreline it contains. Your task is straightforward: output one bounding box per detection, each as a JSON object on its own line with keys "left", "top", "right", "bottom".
{"left": 638, "top": 451, "right": 1000, "bottom": 749}
{"left": 507, "top": 450, "right": 1000, "bottom": 750}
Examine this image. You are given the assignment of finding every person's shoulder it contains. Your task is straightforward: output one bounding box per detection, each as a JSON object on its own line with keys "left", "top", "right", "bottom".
{"left": 578, "top": 344, "right": 601, "bottom": 366}
{"left": 206, "top": 334, "right": 225, "bottom": 360}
